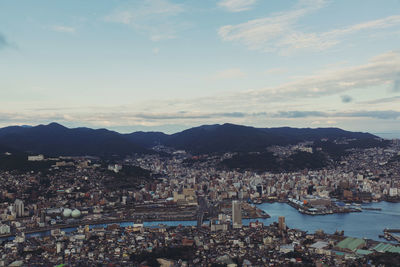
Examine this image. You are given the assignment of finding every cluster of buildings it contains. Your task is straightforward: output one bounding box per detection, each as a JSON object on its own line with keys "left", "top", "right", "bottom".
{"left": 131, "top": 140, "right": 400, "bottom": 211}
{"left": 0, "top": 139, "right": 400, "bottom": 265}
{"left": 1, "top": 211, "right": 399, "bottom": 266}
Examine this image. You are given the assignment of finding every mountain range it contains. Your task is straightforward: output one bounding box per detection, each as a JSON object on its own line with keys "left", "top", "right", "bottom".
{"left": 0, "top": 122, "right": 380, "bottom": 156}
{"left": 0, "top": 123, "right": 147, "bottom": 156}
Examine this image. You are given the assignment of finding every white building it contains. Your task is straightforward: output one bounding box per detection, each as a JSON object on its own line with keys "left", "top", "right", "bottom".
{"left": 389, "top": 188, "right": 398, "bottom": 197}
{"left": 0, "top": 224, "right": 10, "bottom": 234}
{"left": 14, "top": 199, "right": 24, "bottom": 218}
{"left": 28, "top": 154, "right": 44, "bottom": 161}
{"left": 108, "top": 164, "right": 123, "bottom": 173}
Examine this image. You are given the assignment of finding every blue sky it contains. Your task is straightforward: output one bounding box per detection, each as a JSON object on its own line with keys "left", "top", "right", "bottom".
{"left": 1, "top": 0, "right": 400, "bottom": 137}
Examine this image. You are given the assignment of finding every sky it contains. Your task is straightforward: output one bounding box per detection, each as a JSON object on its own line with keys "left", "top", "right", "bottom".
{"left": 1, "top": 0, "right": 400, "bottom": 137}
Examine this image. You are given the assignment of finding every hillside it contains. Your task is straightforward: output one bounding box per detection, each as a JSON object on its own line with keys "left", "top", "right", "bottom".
{"left": 0, "top": 122, "right": 384, "bottom": 157}
{"left": 221, "top": 151, "right": 328, "bottom": 173}
{"left": 124, "top": 131, "right": 168, "bottom": 148}
{"left": 0, "top": 123, "right": 148, "bottom": 157}
{"left": 162, "top": 123, "right": 379, "bottom": 154}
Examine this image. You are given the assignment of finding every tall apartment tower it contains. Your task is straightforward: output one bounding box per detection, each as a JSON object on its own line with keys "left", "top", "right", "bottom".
{"left": 278, "top": 216, "right": 286, "bottom": 231}
{"left": 14, "top": 199, "right": 24, "bottom": 218}
{"left": 40, "top": 210, "right": 46, "bottom": 223}
{"left": 232, "top": 200, "right": 242, "bottom": 229}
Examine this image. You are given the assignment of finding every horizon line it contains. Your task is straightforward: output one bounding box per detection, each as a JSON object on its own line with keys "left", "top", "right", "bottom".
{"left": 1, "top": 121, "right": 399, "bottom": 139}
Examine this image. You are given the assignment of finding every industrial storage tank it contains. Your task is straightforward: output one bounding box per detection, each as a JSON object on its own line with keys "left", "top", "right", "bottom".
{"left": 71, "top": 209, "right": 81, "bottom": 218}
{"left": 62, "top": 208, "right": 72, "bottom": 218}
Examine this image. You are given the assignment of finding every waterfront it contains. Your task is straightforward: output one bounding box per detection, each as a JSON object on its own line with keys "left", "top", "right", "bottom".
{"left": 2, "top": 202, "right": 399, "bottom": 243}
{"left": 250, "top": 201, "right": 400, "bottom": 242}
{"left": 145, "top": 202, "right": 400, "bottom": 242}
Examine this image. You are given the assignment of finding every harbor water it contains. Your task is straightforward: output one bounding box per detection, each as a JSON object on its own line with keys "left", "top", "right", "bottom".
{"left": 2, "top": 202, "right": 399, "bottom": 243}
{"left": 252, "top": 201, "right": 400, "bottom": 241}
{"left": 143, "top": 202, "right": 400, "bottom": 242}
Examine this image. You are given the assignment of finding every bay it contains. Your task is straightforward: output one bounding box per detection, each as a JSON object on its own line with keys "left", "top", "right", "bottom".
{"left": 145, "top": 202, "right": 400, "bottom": 242}
{"left": 251, "top": 201, "right": 400, "bottom": 242}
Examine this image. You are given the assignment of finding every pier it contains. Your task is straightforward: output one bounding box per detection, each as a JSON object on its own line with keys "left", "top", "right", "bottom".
{"left": 382, "top": 229, "right": 400, "bottom": 243}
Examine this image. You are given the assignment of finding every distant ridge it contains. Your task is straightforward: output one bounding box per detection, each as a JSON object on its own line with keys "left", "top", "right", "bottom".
{"left": 0, "top": 122, "right": 379, "bottom": 156}
{"left": 161, "top": 123, "right": 377, "bottom": 153}
{"left": 0, "top": 123, "right": 148, "bottom": 157}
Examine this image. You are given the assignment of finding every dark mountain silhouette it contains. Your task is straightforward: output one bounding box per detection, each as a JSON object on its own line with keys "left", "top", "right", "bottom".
{"left": 0, "top": 122, "right": 382, "bottom": 156}
{"left": 124, "top": 131, "right": 168, "bottom": 148}
{"left": 164, "top": 124, "right": 288, "bottom": 153}
{"left": 0, "top": 152, "right": 56, "bottom": 172}
{"left": 261, "top": 126, "right": 376, "bottom": 140}
{"left": 221, "top": 151, "right": 328, "bottom": 173}
{"left": 0, "top": 123, "right": 148, "bottom": 156}
{"left": 0, "top": 144, "right": 14, "bottom": 153}
{"left": 162, "top": 123, "right": 378, "bottom": 154}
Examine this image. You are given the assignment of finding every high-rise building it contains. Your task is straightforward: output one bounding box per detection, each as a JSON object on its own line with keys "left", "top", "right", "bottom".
{"left": 56, "top": 242, "right": 63, "bottom": 254}
{"left": 40, "top": 210, "right": 46, "bottom": 223}
{"left": 278, "top": 216, "right": 286, "bottom": 231}
{"left": 14, "top": 199, "right": 24, "bottom": 218}
{"left": 232, "top": 200, "right": 242, "bottom": 229}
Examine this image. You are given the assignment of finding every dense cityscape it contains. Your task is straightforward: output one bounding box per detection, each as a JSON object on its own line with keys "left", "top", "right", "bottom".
{"left": 1, "top": 133, "right": 400, "bottom": 266}
{"left": 2, "top": 0, "right": 400, "bottom": 266}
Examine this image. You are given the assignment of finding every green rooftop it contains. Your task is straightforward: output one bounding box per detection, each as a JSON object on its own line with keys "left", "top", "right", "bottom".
{"left": 336, "top": 237, "right": 366, "bottom": 251}
{"left": 372, "top": 243, "right": 400, "bottom": 254}
{"left": 356, "top": 249, "right": 373, "bottom": 255}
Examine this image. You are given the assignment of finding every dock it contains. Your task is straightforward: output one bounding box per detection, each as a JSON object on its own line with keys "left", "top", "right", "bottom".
{"left": 362, "top": 207, "right": 382, "bottom": 211}
{"left": 383, "top": 229, "right": 400, "bottom": 243}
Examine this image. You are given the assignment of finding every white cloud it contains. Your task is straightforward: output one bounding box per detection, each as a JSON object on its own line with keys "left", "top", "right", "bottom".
{"left": 211, "top": 68, "right": 247, "bottom": 80}
{"left": 327, "top": 15, "right": 400, "bottom": 36}
{"left": 51, "top": 25, "right": 76, "bottom": 33}
{"left": 218, "top": 0, "right": 400, "bottom": 53}
{"left": 2, "top": 51, "right": 400, "bottom": 133}
{"left": 279, "top": 15, "right": 400, "bottom": 53}
{"left": 3, "top": 108, "right": 399, "bottom": 133}
{"left": 125, "top": 51, "right": 400, "bottom": 122}
{"left": 248, "top": 51, "right": 400, "bottom": 100}
{"left": 156, "top": 51, "right": 400, "bottom": 114}
{"left": 105, "top": 0, "right": 185, "bottom": 41}
{"left": 218, "top": 0, "right": 257, "bottom": 12}
{"left": 218, "top": 0, "right": 327, "bottom": 52}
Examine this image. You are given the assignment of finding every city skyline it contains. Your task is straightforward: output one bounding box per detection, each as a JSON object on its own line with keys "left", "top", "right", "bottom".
{"left": 1, "top": 0, "right": 400, "bottom": 137}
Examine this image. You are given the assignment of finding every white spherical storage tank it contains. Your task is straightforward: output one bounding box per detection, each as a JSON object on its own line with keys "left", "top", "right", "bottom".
{"left": 63, "top": 208, "right": 72, "bottom": 218}
{"left": 71, "top": 209, "right": 81, "bottom": 218}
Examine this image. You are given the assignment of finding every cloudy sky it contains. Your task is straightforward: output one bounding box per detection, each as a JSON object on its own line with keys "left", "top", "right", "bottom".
{"left": 1, "top": 0, "right": 400, "bottom": 137}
